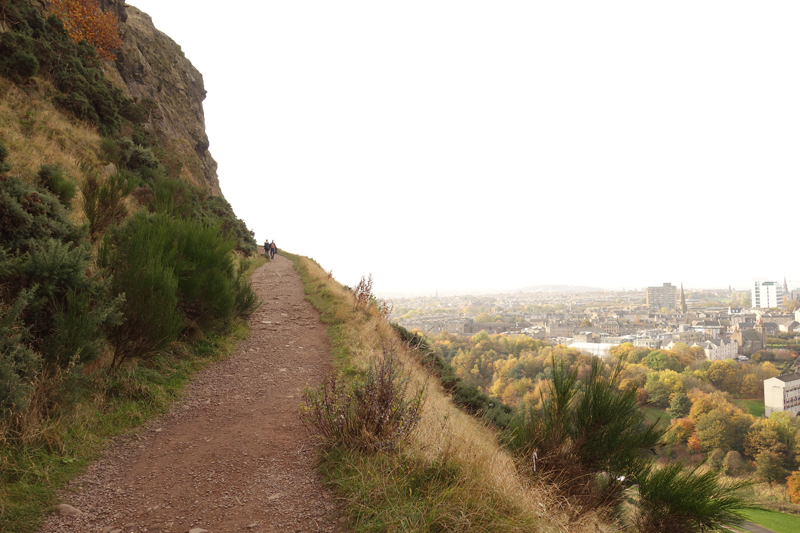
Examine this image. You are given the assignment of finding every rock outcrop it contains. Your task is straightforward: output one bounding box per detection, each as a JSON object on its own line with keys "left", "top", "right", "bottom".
{"left": 101, "top": 0, "right": 220, "bottom": 193}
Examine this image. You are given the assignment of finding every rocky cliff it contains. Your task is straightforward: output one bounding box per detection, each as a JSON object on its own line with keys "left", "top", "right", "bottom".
{"left": 107, "top": 0, "right": 220, "bottom": 194}
{"left": 23, "top": 0, "right": 221, "bottom": 193}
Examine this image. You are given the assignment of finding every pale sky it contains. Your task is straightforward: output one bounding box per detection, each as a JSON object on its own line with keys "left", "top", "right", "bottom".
{"left": 128, "top": 1, "right": 800, "bottom": 296}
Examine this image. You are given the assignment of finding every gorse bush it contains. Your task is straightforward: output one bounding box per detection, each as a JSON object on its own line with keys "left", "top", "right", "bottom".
{"left": 0, "top": 176, "right": 120, "bottom": 364}
{"left": 300, "top": 344, "right": 426, "bottom": 453}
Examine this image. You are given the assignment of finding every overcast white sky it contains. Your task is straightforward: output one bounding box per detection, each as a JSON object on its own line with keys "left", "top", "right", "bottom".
{"left": 128, "top": 1, "right": 799, "bottom": 296}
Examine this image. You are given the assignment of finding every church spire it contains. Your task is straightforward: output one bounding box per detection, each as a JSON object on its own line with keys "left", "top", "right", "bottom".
{"left": 679, "top": 282, "right": 687, "bottom": 314}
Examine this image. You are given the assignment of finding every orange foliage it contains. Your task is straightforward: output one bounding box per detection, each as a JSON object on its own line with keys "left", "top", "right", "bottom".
{"left": 50, "top": 0, "right": 123, "bottom": 61}
{"left": 788, "top": 471, "right": 800, "bottom": 504}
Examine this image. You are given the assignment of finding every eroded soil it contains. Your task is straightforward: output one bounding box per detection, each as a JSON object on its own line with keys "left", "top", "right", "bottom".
{"left": 39, "top": 254, "right": 339, "bottom": 533}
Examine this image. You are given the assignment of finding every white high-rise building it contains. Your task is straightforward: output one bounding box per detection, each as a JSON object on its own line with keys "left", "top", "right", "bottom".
{"left": 752, "top": 279, "right": 784, "bottom": 309}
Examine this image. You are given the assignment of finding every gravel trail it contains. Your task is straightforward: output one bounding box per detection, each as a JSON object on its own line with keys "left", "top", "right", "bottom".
{"left": 39, "top": 254, "right": 339, "bottom": 533}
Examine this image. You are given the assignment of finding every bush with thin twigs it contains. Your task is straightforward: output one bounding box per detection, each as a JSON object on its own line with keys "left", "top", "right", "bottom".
{"left": 81, "top": 167, "right": 137, "bottom": 242}
{"left": 300, "top": 344, "right": 426, "bottom": 453}
{"left": 353, "top": 273, "right": 393, "bottom": 319}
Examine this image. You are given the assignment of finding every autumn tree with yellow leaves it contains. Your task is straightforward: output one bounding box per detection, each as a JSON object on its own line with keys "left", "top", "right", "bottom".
{"left": 49, "top": 0, "right": 123, "bottom": 61}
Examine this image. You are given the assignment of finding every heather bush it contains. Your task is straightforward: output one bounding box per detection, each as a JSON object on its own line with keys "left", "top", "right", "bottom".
{"left": 300, "top": 344, "right": 426, "bottom": 452}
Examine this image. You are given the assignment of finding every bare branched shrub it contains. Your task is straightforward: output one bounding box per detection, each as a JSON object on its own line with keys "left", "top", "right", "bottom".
{"left": 300, "top": 344, "right": 425, "bottom": 452}
{"left": 353, "top": 274, "right": 393, "bottom": 319}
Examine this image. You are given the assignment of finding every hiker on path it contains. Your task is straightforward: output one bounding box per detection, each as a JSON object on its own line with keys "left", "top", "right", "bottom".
{"left": 264, "top": 239, "right": 269, "bottom": 258}
{"left": 270, "top": 240, "right": 277, "bottom": 259}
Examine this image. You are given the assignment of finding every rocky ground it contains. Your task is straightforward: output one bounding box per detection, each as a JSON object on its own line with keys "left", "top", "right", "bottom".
{"left": 39, "top": 254, "right": 340, "bottom": 533}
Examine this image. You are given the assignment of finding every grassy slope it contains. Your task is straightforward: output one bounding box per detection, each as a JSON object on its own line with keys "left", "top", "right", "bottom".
{"left": 286, "top": 252, "right": 612, "bottom": 533}
{"left": 0, "top": 76, "right": 103, "bottom": 187}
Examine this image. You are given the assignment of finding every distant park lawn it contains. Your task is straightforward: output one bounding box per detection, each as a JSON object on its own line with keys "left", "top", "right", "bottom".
{"left": 733, "top": 398, "right": 765, "bottom": 417}
{"left": 742, "top": 509, "right": 800, "bottom": 533}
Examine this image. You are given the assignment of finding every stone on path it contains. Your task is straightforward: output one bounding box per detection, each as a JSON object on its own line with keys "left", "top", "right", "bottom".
{"left": 57, "top": 504, "right": 82, "bottom": 517}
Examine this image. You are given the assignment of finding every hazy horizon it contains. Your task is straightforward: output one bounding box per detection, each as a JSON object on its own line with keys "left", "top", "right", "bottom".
{"left": 128, "top": 1, "right": 800, "bottom": 296}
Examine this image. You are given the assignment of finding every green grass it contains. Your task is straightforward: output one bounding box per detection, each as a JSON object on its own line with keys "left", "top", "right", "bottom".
{"left": 734, "top": 398, "right": 765, "bottom": 417}
{"left": 742, "top": 509, "right": 800, "bottom": 533}
{"left": 0, "top": 325, "right": 249, "bottom": 533}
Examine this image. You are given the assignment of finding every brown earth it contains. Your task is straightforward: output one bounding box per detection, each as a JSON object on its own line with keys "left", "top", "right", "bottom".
{"left": 39, "top": 254, "right": 340, "bottom": 533}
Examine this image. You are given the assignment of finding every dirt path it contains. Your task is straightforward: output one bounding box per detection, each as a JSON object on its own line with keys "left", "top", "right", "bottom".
{"left": 39, "top": 254, "right": 339, "bottom": 533}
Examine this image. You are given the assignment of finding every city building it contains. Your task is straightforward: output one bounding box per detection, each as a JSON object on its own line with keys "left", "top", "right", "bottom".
{"left": 646, "top": 283, "right": 677, "bottom": 310}
{"left": 752, "top": 279, "right": 784, "bottom": 309}
{"left": 764, "top": 372, "right": 800, "bottom": 416}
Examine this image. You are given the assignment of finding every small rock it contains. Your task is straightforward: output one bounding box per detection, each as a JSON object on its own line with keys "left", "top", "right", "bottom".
{"left": 57, "top": 504, "right": 82, "bottom": 517}
{"left": 247, "top": 523, "right": 258, "bottom": 529}
{"left": 188, "top": 529, "right": 209, "bottom": 533}
{"left": 268, "top": 492, "right": 282, "bottom": 500}
{"left": 155, "top": 428, "right": 163, "bottom": 432}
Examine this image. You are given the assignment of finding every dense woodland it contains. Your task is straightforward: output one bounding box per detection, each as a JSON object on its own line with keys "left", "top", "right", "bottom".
{"left": 425, "top": 329, "right": 800, "bottom": 500}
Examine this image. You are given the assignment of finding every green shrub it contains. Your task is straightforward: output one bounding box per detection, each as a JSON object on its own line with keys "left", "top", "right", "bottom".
{"left": 81, "top": 168, "right": 137, "bottom": 241}
{"left": 100, "top": 213, "right": 259, "bottom": 368}
{"left": 0, "top": 175, "right": 120, "bottom": 409}
{"left": 505, "top": 355, "right": 662, "bottom": 510}
{"left": 633, "top": 462, "right": 751, "bottom": 533}
{"left": 300, "top": 345, "right": 426, "bottom": 452}
{"left": 37, "top": 164, "right": 76, "bottom": 208}
{"left": 0, "top": 175, "right": 84, "bottom": 254}
{"left": 0, "top": 286, "right": 41, "bottom": 412}
{"left": 0, "top": 141, "right": 11, "bottom": 175}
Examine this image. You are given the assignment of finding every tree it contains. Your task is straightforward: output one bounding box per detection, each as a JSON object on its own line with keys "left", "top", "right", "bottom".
{"left": 579, "top": 318, "right": 592, "bottom": 327}
{"left": 723, "top": 451, "right": 747, "bottom": 476}
{"left": 50, "top": 0, "right": 123, "bottom": 61}
{"left": 788, "top": 470, "right": 800, "bottom": 504}
{"left": 695, "top": 409, "right": 735, "bottom": 452}
{"left": 755, "top": 451, "right": 788, "bottom": 485}
{"left": 668, "top": 391, "right": 692, "bottom": 419}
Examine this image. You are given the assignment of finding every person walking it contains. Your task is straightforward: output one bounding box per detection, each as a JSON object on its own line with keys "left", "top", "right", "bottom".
{"left": 263, "top": 239, "right": 270, "bottom": 258}
{"left": 269, "top": 240, "right": 276, "bottom": 259}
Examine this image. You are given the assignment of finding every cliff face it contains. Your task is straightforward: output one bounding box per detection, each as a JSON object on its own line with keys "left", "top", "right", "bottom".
{"left": 102, "top": 0, "right": 220, "bottom": 194}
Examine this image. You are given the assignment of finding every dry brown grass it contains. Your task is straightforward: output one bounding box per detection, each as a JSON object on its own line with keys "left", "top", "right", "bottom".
{"left": 0, "top": 76, "right": 108, "bottom": 228}
{"left": 292, "top": 254, "right": 614, "bottom": 533}
{"left": 0, "top": 77, "right": 103, "bottom": 180}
